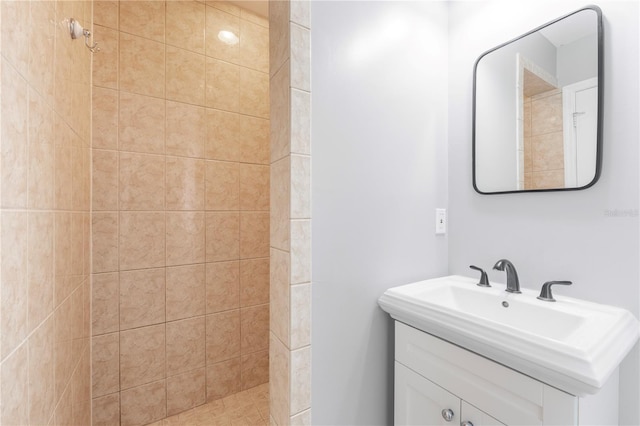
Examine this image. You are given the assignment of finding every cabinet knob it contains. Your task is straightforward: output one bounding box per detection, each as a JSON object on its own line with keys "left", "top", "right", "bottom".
{"left": 461, "top": 422, "right": 474, "bottom": 426}
{"left": 441, "top": 408, "right": 455, "bottom": 422}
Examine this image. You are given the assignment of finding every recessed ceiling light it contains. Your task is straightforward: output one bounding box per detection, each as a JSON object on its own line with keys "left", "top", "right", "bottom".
{"left": 218, "top": 30, "right": 239, "bottom": 46}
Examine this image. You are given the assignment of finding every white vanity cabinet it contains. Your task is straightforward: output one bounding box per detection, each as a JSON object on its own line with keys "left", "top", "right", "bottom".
{"left": 394, "top": 321, "right": 619, "bottom": 426}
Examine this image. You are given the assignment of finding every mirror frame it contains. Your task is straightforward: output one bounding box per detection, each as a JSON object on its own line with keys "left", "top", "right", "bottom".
{"left": 472, "top": 5, "right": 604, "bottom": 195}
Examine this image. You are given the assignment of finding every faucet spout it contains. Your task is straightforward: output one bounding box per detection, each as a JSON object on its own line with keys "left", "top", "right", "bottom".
{"left": 493, "top": 259, "right": 521, "bottom": 293}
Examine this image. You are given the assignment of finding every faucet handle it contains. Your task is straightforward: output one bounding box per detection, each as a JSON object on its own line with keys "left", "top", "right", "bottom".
{"left": 537, "top": 281, "right": 572, "bottom": 302}
{"left": 469, "top": 265, "right": 491, "bottom": 287}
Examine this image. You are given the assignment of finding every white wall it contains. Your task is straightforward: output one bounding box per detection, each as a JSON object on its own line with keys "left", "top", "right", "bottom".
{"left": 558, "top": 33, "right": 598, "bottom": 86}
{"left": 475, "top": 32, "right": 556, "bottom": 192}
{"left": 448, "top": 1, "right": 639, "bottom": 424}
{"left": 311, "top": 1, "right": 449, "bottom": 424}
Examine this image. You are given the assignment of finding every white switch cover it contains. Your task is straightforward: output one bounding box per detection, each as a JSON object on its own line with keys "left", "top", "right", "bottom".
{"left": 435, "top": 208, "right": 447, "bottom": 235}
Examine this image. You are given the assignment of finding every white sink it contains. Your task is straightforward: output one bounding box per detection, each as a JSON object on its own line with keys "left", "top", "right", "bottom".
{"left": 378, "top": 275, "right": 640, "bottom": 396}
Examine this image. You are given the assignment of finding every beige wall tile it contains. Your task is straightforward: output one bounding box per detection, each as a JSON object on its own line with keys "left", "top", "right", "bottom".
{"left": 240, "top": 19, "right": 269, "bottom": 74}
{"left": 167, "top": 368, "right": 206, "bottom": 416}
{"left": 290, "top": 23, "right": 311, "bottom": 92}
{"left": 290, "top": 347, "right": 311, "bottom": 416}
{"left": 54, "top": 124, "right": 73, "bottom": 210}
{"left": 205, "top": 6, "right": 240, "bottom": 63}
{"left": 291, "top": 155, "right": 311, "bottom": 219}
{"left": 1, "top": 59, "right": 28, "bottom": 208}
{"left": 166, "top": 212, "right": 206, "bottom": 266}
{"left": 1, "top": 1, "right": 30, "bottom": 76}
{"left": 119, "top": 91, "right": 165, "bottom": 155}
{"left": 290, "top": 0, "right": 310, "bottom": 29}
{"left": 27, "top": 213, "right": 54, "bottom": 332}
{"left": 1, "top": 343, "right": 29, "bottom": 425}
{"left": 119, "top": 212, "right": 165, "bottom": 270}
{"left": 119, "top": 32, "right": 165, "bottom": 98}
{"left": 241, "top": 349, "right": 268, "bottom": 390}
{"left": 239, "top": 115, "right": 270, "bottom": 164}
{"left": 240, "top": 212, "right": 269, "bottom": 259}
{"left": 119, "top": 152, "right": 165, "bottom": 210}
{"left": 93, "top": 150, "right": 119, "bottom": 211}
{"left": 92, "top": 273, "right": 120, "bottom": 336}
{"left": 166, "top": 264, "right": 206, "bottom": 321}
{"left": 269, "top": 333, "right": 290, "bottom": 426}
{"left": 166, "top": 101, "right": 205, "bottom": 158}
{"left": 206, "top": 358, "right": 240, "bottom": 401}
{"left": 28, "top": 90, "right": 55, "bottom": 209}
{"left": 205, "top": 212, "right": 240, "bottom": 262}
{"left": 531, "top": 92, "right": 563, "bottom": 136}
{"left": 532, "top": 132, "right": 564, "bottom": 172}
{"left": 240, "top": 304, "right": 269, "bottom": 353}
{"left": 120, "top": 324, "right": 166, "bottom": 390}
{"left": 290, "top": 283, "right": 311, "bottom": 350}
{"left": 54, "top": 213, "right": 72, "bottom": 302}
{"left": 167, "top": 317, "right": 206, "bottom": 376}
{"left": 28, "top": 317, "right": 55, "bottom": 425}
{"left": 92, "top": 87, "right": 119, "bottom": 150}
{"left": 268, "top": 0, "right": 289, "bottom": 78}
{"left": 270, "top": 248, "right": 289, "bottom": 347}
{"left": 240, "top": 164, "right": 269, "bottom": 211}
{"left": 206, "top": 310, "right": 240, "bottom": 363}
{"left": 290, "top": 220, "right": 311, "bottom": 285}
{"left": 239, "top": 67, "right": 269, "bottom": 118}
{"left": 119, "top": 1, "right": 165, "bottom": 43}
{"left": 166, "top": 46, "right": 206, "bottom": 105}
{"left": 205, "top": 160, "right": 239, "bottom": 210}
{"left": 166, "top": 157, "right": 205, "bottom": 210}
{"left": 28, "top": 0, "right": 56, "bottom": 103}
{"left": 205, "top": 58, "right": 240, "bottom": 111}
{"left": 532, "top": 170, "right": 565, "bottom": 190}
{"left": 94, "top": 1, "right": 119, "bottom": 29}
{"left": 93, "top": 25, "right": 119, "bottom": 89}
{"left": 270, "top": 62, "right": 290, "bottom": 163}
{"left": 92, "top": 213, "right": 119, "bottom": 273}
{"left": 207, "top": 1, "right": 241, "bottom": 17}
{"left": 92, "top": 393, "right": 120, "bottom": 426}
{"left": 120, "top": 268, "right": 166, "bottom": 330}
{"left": 291, "top": 89, "right": 311, "bottom": 155}
{"left": 120, "top": 380, "right": 167, "bottom": 426}
{"left": 166, "top": 1, "right": 206, "bottom": 54}
{"left": 92, "top": 332, "right": 120, "bottom": 398}
{"left": 240, "top": 7, "right": 268, "bottom": 26}
{"left": 291, "top": 409, "right": 311, "bottom": 425}
{"left": 270, "top": 157, "right": 290, "bottom": 252}
{"left": 206, "top": 109, "right": 240, "bottom": 161}
{"left": 523, "top": 99, "right": 532, "bottom": 139}
{"left": 240, "top": 258, "right": 269, "bottom": 307}
{"left": 206, "top": 261, "right": 240, "bottom": 313}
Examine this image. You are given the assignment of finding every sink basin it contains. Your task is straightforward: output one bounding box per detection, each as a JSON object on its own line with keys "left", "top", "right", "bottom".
{"left": 378, "top": 275, "right": 639, "bottom": 396}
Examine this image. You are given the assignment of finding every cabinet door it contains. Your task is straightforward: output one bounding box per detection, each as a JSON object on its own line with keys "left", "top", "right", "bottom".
{"left": 461, "top": 401, "right": 505, "bottom": 426}
{"left": 395, "top": 362, "right": 460, "bottom": 425}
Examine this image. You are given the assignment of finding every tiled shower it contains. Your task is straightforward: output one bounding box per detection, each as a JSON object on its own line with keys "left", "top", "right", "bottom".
{"left": 90, "top": 1, "right": 270, "bottom": 424}
{"left": 0, "top": 0, "right": 311, "bottom": 425}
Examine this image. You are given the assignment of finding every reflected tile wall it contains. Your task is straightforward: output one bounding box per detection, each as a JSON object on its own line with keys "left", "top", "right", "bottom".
{"left": 268, "top": 1, "right": 312, "bottom": 424}
{"left": 90, "top": 1, "right": 270, "bottom": 424}
{"left": 0, "top": 1, "right": 92, "bottom": 425}
{"left": 523, "top": 89, "right": 565, "bottom": 190}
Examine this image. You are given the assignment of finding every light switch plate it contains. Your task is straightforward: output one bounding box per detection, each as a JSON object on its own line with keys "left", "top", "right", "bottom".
{"left": 435, "top": 208, "right": 446, "bottom": 235}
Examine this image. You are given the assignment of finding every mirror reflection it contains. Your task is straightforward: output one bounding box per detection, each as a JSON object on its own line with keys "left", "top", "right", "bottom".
{"left": 473, "top": 7, "right": 602, "bottom": 194}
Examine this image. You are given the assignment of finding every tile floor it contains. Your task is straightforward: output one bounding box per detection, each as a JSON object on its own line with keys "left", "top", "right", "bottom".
{"left": 149, "top": 383, "right": 269, "bottom": 425}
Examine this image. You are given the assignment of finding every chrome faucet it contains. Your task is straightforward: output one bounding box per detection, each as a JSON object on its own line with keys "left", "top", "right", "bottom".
{"left": 493, "top": 259, "right": 521, "bottom": 293}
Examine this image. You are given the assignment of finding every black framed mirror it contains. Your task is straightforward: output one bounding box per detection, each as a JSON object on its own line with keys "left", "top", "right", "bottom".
{"left": 473, "top": 6, "right": 603, "bottom": 194}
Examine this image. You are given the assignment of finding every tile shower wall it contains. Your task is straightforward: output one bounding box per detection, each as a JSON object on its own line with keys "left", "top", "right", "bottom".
{"left": 269, "top": 1, "right": 312, "bottom": 424}
{"left": 0, "top": 1, "right": 92, "bottom": 425}
{"left": 90, "top": 2, "right": 270, "bottom": 425}
{"left": 523, "top": 89, "right": 565, "bottom": 189}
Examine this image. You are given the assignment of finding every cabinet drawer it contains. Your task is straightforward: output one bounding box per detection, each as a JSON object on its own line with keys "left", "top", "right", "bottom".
{"left": 395, "top": 321, "right": 577, "bottom": 425}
